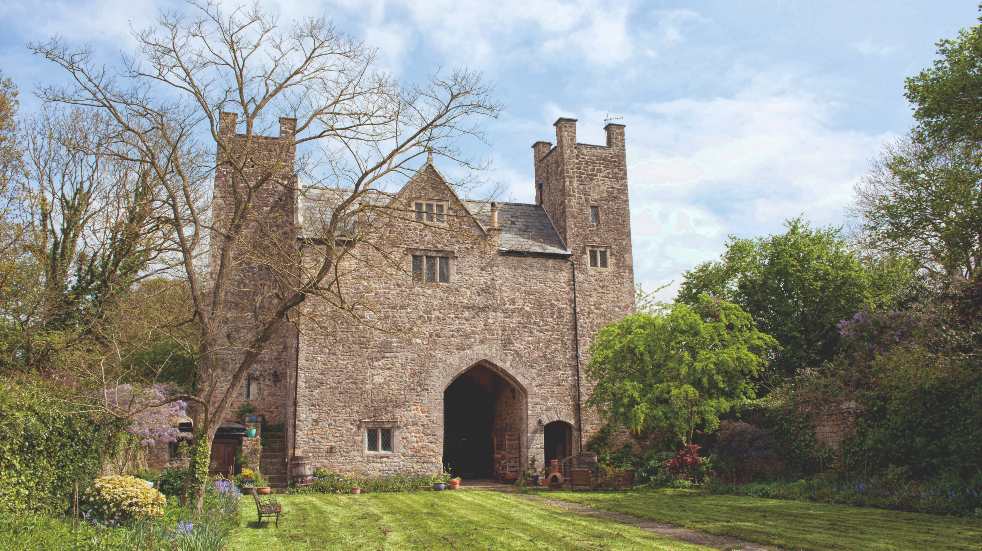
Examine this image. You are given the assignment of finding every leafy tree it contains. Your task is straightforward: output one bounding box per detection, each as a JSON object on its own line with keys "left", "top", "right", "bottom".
{"left": 904, "top": 13, "right": 982, "bottom": 147}
{"left": 857, "top": 13, "right": 981, "bottom": 281}
{"left": 587, "top": 295, "right": 777, "bottom": 446}
{"left": 678, "top": 218, "right": 907, "bottom": 384}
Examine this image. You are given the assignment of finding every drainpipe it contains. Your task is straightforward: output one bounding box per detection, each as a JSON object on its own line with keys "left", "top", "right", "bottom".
{"left": 570, "top": 258, "right": 584, "bottom": 451}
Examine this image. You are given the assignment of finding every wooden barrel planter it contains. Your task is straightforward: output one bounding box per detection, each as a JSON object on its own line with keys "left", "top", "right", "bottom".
{"left": 290, "top": 455, "right": 314, "bottom": 486}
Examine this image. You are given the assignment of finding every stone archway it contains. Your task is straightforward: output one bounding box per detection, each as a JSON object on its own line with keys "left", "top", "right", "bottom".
{"left": 443, "top": 361, "right": 527, "bottom": 481}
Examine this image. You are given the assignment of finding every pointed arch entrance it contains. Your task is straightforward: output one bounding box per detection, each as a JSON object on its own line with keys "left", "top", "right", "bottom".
{"left": 443, "top": 361, "right": 527, "bottom": 480}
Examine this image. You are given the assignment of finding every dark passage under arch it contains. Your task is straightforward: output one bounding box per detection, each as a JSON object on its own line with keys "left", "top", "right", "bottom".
{"left": 443, "top": 363, "right": 525, "bottom": 480}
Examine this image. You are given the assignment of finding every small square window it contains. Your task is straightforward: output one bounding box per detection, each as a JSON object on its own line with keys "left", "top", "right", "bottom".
{"left": 588, "top": 248, "right": 609, "bottom": 268}
{"left": 411, "top": 254, "right": 451, "bottom": 283}
{"left": 590, "top": 206, "right": 600, "bottom": 225}
{"left": 366, "top": 427, "right": 393, "bottom": 453}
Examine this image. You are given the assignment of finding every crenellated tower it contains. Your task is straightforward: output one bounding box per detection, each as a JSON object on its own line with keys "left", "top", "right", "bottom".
{"left": 532, "top": 117, "right": 636, "bottom": 444}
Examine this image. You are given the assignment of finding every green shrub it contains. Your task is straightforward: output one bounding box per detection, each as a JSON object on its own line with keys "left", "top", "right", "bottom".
{"left": 155, "top": 466, "right": 191, "bottom": 498}
{"left": 0, "top": 477, "right": 240, "bottom": 551}
{"left": 0, "top": 379, "right": 123, "bottom": 514}
{"left": 299, "top": 469, "right": 448, "bottom": 494}
{"left": 81, "top": 475, "right": 166, "bottom": 525}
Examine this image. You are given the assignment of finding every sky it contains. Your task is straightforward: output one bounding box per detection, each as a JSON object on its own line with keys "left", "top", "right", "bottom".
{"left": 1, "top": 0, "right": 978, "bottom": 299}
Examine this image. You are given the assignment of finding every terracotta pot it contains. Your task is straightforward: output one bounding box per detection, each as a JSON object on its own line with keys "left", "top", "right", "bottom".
{"left": 449, "top": 479, "right": 461, "bottom": 490}
{"left": 257, "top": 486, "right": 271, "bottom": 495}
{"left": 351, "top": 487, "right": 362, "bottom": 494}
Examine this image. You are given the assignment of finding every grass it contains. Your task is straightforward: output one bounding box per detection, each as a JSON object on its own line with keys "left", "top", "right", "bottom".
{"left": 228, "top": 490, "right": 710, "bottom": 550}
{"left": 543, "top": 488, "right": 982, "bottom": 551}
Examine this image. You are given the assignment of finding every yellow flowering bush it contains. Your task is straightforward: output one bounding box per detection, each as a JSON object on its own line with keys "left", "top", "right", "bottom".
{"left": 82, "top": 475, "right": 166, "bottom": 524}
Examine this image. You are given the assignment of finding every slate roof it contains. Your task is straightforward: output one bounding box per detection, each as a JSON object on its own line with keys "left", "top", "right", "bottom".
{"left": 463, "top": 201, "right": 569, "bottom": 256}
{"left": 298, "top": 188, "right": 569, "bottom": 257}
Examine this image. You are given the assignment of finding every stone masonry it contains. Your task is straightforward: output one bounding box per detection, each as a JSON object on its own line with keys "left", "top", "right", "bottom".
{"left": 212, "top": 116, "right": 635, "bottom": 480}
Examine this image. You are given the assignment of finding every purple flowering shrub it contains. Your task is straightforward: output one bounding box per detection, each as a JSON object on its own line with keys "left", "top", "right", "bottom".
{"left": 102, "top": 383, "right": 188, "bottom": 446}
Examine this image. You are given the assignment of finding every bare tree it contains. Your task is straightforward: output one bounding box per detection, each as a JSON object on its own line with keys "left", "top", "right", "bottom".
{"left": 33, "top": 0, "right": 497, "bottom": 508}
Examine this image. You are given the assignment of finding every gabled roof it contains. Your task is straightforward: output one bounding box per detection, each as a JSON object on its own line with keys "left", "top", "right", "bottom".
{"left": 297, "top": 163, "right": 569, "bottom": 257}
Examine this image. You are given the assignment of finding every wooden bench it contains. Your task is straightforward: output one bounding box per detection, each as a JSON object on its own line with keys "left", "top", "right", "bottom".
{"left": 253, "top": 492, "right": 282, "bottom": 527}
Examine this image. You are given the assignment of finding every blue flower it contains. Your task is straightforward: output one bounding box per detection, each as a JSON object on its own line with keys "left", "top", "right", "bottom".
{"left": 214, "top": 479, "right": 236, "bottom": 494}
{"left": 177, "top": 521, "right": 193, "bottom": 535}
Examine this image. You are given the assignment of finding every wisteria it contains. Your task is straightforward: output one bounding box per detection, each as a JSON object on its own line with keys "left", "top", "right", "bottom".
{"left": 103, "top": 384, "right": 189, "bottom": 446}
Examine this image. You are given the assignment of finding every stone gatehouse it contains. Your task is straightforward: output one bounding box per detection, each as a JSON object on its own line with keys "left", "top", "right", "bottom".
{"left": 209, "top": 115, "right": 635, "bottom": 485}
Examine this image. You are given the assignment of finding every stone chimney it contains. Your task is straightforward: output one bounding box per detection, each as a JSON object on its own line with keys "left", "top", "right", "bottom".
{"left": 279, "top": 117, "right": 297, "bottom": 138}
{"left": 604, "top": 122, "right": 625, "bottom": 151}
{"left": 554, "top": 117, "right": 577, "bottom": 150}
{"left": 219, "top": 111, "right": 238, "bottom": 136}
{"left": 532, "top": 141, "right": 552, "bottom": 205}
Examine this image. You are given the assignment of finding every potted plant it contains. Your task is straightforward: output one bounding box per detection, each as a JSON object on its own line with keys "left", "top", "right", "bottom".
{"left": 237, "top": 402, "right": 257, "bottom": 422}
{"left": 351, "top": 486, "right": 362, "bottom": 494}
{"left": 448, "top": 477, "right": 461, "bottom": 490}
{"left": 432, "top": 481, "right": 446, "bottom": 491}
{"left": 253, "top": 472, "right": 271, "bottom": 495}
{"left": 236, "top": 467, "right": 256, "bottom": 493}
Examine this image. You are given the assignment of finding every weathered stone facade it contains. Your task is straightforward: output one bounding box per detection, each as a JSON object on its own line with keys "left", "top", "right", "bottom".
{"left": 213, "top": 117, "right": 635, "bottom": 480}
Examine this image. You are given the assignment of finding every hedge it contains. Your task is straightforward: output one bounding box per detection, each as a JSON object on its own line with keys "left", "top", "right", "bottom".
{"left": 0, "top": 380, "right": 123, "bottom": 513}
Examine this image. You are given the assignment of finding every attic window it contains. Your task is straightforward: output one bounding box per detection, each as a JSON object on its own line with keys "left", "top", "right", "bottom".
{"left": 414, "top": 201, "right": 446, "bottom": 224}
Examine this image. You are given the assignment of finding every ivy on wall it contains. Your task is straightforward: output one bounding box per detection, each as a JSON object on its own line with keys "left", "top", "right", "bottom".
{"left": 0, "top": 381, "right": 123, "bottom": 513}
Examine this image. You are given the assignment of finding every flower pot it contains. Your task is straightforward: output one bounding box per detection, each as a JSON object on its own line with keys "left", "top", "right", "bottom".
{"left": 256, "top": 486, "right": 271, "bottom": 495}
{"left": 432, "top": 482, "right": 446, "bottom": 491}
{"left": 351, "top": 487, "right": 362, "bottom": 494}
{"left": 531, "top": 474, "right": 541, "bottom": 486}
{"left": 245, "top": 427, "right": 257, "bottom": 438}
{"left": 449, "top": 479, "right": 461, "bottom": 490}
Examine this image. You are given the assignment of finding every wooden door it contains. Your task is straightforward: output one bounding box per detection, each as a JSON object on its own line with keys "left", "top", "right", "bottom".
{"left": 209, "top": 438, "right": 239, "bottom": 476}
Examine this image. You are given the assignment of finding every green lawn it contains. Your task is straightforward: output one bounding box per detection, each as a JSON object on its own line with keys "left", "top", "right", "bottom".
{"left": 228, "top": 490, "right": 710, "bottom": 550}
{"left": 544, "top": 488, "right": 982, "bottom": 551}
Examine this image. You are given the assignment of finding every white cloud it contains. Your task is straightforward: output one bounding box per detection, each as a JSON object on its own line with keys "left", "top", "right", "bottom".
{"left": 2, "top": 0, "right": 162, "bottom": 48}
{"left": 549, "top": 74, "right": 895, "bottom": 301}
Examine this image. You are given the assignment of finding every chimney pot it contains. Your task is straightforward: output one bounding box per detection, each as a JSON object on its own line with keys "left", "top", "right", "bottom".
{"left": 490, "top": 201, "right": 499, "bottom": 229}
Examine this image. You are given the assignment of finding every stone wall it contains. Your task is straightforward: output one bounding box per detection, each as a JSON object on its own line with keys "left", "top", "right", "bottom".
{"left": 209, "top": 112, "right": 299, "bottom": 437}
{"left": 209, "top": 116, "right": 635, "bottom": 478}
{"left": 294, "top": 120, "right": 634, "bottom": 476}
